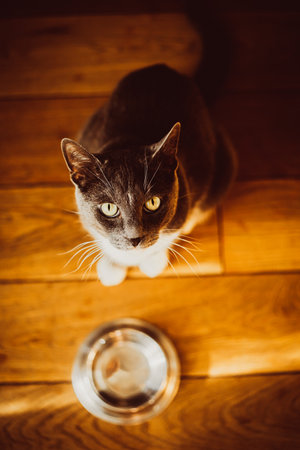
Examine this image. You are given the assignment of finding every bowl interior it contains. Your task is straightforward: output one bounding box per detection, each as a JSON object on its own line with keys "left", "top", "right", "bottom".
{"left": 91, "top": 328, "right": 168, "bottom": 408}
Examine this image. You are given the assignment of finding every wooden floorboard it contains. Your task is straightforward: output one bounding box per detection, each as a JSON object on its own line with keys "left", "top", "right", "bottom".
{"left": 1, "top": 93, "right": 299, "bottom": 187}
{"left": 1, "top": 375, "right": 299, "bottom": 450}
{"left": 1, "top": 275, "right": 299, "bottom": 382}
{"left": 0, "top": 97, "right": 105, "bottom": 187}
{"left": 0, "top": 187, "right": 221, "bottom": 280}
{"left": 0, "top": 14, "right": 201, "bottom": 98}
{"left": 0, "top": 7, "right": 299, "bottom": 449}
{"left": 1, "top": 180, "right": 299, "bottom": 281}
{"left": 222, "top": 180, "right": 300, "bottom": 273}
{"left": 0, "top": 13, "right": 299, "bottom": 99}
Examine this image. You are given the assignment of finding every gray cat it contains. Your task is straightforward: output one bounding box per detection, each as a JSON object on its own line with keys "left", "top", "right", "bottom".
{"left": 62, "top": 64, "right": 236, "bottom": 285}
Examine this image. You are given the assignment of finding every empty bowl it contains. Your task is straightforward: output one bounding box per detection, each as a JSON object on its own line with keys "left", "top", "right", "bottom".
{"left": 72, "top": 318, "right": 180, "bottom": 425}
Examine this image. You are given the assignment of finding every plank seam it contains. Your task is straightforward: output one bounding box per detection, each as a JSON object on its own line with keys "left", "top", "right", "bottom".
{"left": 1, "top": 269, "right": 300, "bottom": 285}
{"left": 1, "top": 177, "right": 300, "bottom": 191}
{"left": 2, "top": 370, "right": 300, "bottom": 387}
{"left": 1, "top": 89, "right": 300, "bottom": 102}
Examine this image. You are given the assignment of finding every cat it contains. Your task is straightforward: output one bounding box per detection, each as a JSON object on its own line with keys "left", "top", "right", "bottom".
{"left": 61, "top": 64, "right": 236, "bottom": 286}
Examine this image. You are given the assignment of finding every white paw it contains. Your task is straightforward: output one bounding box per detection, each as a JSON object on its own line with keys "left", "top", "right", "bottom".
{"left": 139, "top": 250, "right": 168, "bottom": 278}
{"left": 97, "top": 256, "right": 127, "bottom": 286}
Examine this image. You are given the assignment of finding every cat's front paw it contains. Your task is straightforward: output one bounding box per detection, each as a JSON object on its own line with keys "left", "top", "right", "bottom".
{"left": 97, "top": 256, "right": 127, "bottom": 286}
{"left": 139, "top": 250, "right": 168, "bottom": 278}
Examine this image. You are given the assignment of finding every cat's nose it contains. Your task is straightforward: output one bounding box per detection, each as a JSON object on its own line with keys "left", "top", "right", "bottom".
{"left": 130, "top": 237, "right": 142, "bottom": 247}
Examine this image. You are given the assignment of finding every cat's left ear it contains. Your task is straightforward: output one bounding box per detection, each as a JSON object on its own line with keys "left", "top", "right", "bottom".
{"left": 151, "top": 122, "right": 181, "bottom": 166}
{"left": 61, "top": 138, "right": 101, "bottom": 188}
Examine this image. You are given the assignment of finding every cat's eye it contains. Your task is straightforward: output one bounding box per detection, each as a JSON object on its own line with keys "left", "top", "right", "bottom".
{"left": 99, "top": 203, "right": 119, "bottom": 217}
{"left": 144, "top": 196, "right": 161, "bottom": 212}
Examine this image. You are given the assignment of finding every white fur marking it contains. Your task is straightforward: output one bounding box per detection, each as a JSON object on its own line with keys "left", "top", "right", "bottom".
{"left": 182, "top": 205, "right": 213, "bottom": 234}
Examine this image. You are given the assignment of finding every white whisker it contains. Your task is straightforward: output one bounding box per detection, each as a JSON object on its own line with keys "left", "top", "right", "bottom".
{"left": 58, "top": 239, "right": 100, "bottom": 256}
{"left": 168, "top": 246, "right": 181, "bottom": 265}
{"left": 169, "top": 246, "right": 198, "bottom": 277}
{"left": 171, "top": 241, "right": 201, "bottom": 267}
{"left": 143, "top": 149, "right": 149, "bottom": 191}
{"left": 64, "top": 247, "right": 101, "bottom": 276}
{"left": 81, "top": 252, "right": 103, "bottom": 279}
{"left": 75, "top": 245, "right": 100, "bottom": 268}
{"left": 167, "top": 257, "right": 179, "bottom": 278}
{"left": 63, "top": 209, "right": 81, "bottom": 215}
{"left": 63, "top": 243, "right": 99, "bottom": 268}
{"left": 175, "top": 236, "right": 203, "bottom": 251}
{"left": 76, "top": 247, "right": 101, "bottom": 271}
{"left": 146, "top": 161, "right": 162, "bottom": 194}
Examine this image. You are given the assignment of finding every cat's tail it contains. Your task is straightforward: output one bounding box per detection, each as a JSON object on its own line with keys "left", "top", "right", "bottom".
{"left": 185, "top": 2, "right": 238, "bottom": 205}
{"left": 185, "top": 1, "right": 233, "bottom": 105}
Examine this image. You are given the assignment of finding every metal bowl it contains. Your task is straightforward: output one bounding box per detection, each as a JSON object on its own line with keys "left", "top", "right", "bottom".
{"left": 72, "top": 318, "right": 180, "bottom": 425}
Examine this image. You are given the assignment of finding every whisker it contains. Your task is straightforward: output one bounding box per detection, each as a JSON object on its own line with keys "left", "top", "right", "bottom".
{"left": 159, "top": 232, "right": 202, "bottom": 251}
{"left": 75, "top": 244, "right": 100, "bottom": 266}
{"left": 167, "top": 258, "right": 179, "bottom": 278}
{"left": 177, "top": 191, "right": 197, "bottom": 200}
{"left": 63, "top": 209, "right": 81, "bottom": 215}
{"left": 169, "top": 247, "right": 198, "bottom": 277}
{"left": 146, "top": 161, "right": 162, "bottom": 194}
{"left": 171, "top": 241, "right": 201, "bottom": 267}
{"left": 81, "top": 252, "right": 103, "bottom": 279}
{"left": 83, "top": 164, "right": 113, "bottom": 195}
{"left": 65, "top": 247, "right": 101, "bottom": 275}
{"left": 143, "top": 149, "right": 149, "bottom": 191}
{"left": 58, "top": 239, "right": 100, "bottom": 256}
{"left": 63, "top": 243, "right": 99, "bottom": 268}
{"left": 175, "top": 236, "right": 203, "bottom": 251}
{"left": 168, "top": 246, "right": 180, "bottom": 265}
{"left": 94, "top": 161, "right": 114, "bottom": 192}
{"left": 76, "top": 247, "right": 101, "bottom": 271}
{"left": 180, "top": 234, "right": 204, "bottom": 242}
{"left": 164, "top": 230, "right": 204, "bottom": 245}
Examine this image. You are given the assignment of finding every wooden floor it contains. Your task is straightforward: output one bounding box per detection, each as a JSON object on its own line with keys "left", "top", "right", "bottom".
{"left": 1, "top": 2, "right": 300, "bottom": 449}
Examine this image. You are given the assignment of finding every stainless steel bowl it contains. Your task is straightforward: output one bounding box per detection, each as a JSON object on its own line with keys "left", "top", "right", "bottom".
{"left": 72, "top": 318, "right": 180, "bottom": 425}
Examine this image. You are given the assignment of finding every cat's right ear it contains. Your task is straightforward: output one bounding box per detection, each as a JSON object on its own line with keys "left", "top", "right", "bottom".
{"left": 150, "top": 122, "right": 181, "bottom": 169}
{"left": 61, "top": 138, "right": 100, "bottom": 188}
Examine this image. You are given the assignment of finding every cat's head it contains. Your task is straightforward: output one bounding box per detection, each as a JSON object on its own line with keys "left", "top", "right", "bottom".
{"left": 61, "top": 123, "right": 181, "bottom": 254}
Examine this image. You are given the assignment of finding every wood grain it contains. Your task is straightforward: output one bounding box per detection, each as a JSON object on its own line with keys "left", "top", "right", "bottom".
{"left": 1, "top": 93, "right": 299, "bottom": 187}
{"left": 0, "top": 13, "right": 299, "bottom": 99}
{"left": 0, "top": 14, "right": 202, "bottom": 98}
{"left": 0, "top": 187, "right": 221, "bottom": 281}
{"left": 0, "top": 8, "right": 300, "bottom": 450}
{"left": 1, "top": 375, "right": 299, "bottom": 449}
{"left": 0, "top": 274, "right": 299, "bottom": 382}
{"left": 223, "top": 180, "right": 300, "bottom": 273}
{"left": 0, "top": 97, "right": 106, "bottom": 187}
{"left": 1, "top": 180, "right": 299, "bottom": 281}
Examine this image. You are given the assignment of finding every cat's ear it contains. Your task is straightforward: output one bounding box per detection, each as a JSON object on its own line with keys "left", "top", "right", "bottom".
{"left": 151, "top": 122, "right": 181, "bottom": 165}
{"left": 61, "top": 138, "right": 100, "bottom": 188}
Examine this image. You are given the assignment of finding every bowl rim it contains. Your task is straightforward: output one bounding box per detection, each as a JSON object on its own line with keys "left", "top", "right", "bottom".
{"left": 72, "top": 318, "right": 181, "bottom": 425}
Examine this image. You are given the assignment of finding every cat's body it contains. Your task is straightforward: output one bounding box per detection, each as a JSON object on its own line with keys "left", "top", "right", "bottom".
{"left": 62, "top": 64, "right": 236, "bottom": 285}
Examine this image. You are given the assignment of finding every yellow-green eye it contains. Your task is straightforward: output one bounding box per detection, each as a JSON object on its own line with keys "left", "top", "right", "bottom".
{"left": 99, "top": 203, "right": 119, "bottom": 217}
{"left": 144, "top": 196, "right": 161, "bottom": 212}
